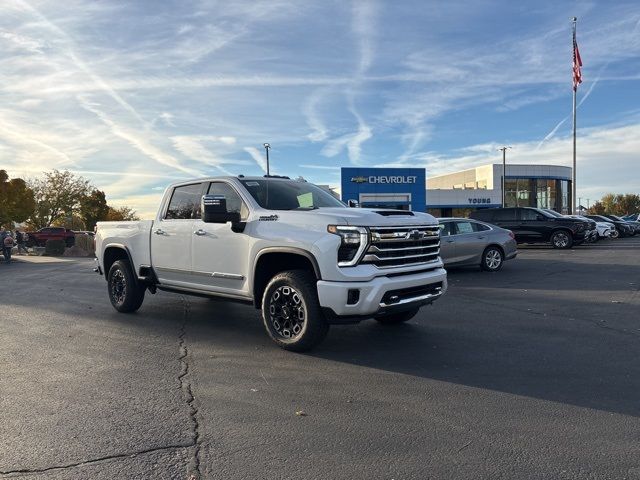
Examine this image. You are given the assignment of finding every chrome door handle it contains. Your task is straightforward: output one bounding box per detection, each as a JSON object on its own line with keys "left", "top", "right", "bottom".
{"left": 154, "top": 229, "right": 165, "bottom": 235}
{"left": 193, "top": 229, "right": 207, "bottom": 236}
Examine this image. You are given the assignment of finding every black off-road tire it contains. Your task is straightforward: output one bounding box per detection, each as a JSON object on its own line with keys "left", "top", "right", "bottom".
{"left": 261, "top": 270, "right": 329, "bottom": 352}
{"left": 481, "top": 246, "right": 504, "bottom": 272}
{"left": 108, "top": 260, "right": 145, "bottom": 313}
{"left": 375, "top": 308, "right": 420, "bottom": 325}
{"left": 551, "top": 230, "right": 573, "bottom": 249}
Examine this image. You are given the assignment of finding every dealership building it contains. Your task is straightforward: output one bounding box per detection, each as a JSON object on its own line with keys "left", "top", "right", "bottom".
{"left": 340, "top": 164, "right": 572, "bottom": 216}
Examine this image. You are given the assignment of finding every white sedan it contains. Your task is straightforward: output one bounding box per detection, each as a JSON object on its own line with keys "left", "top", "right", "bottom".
{"left": 572, "top": 215, "right": 615, "bottom": 239}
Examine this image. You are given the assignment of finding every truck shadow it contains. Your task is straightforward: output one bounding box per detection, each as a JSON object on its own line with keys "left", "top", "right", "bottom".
{"left": 182, "top": 295, "right": 640, "bottom": 419}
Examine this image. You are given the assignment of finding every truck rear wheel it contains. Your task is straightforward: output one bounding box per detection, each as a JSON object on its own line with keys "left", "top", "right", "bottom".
{"left": 375, "top": 308, "right": 419, "bottom": 325}
{"left": 108, "top": 260, "right": 145, "bottom": 313}
{"left": 261, "top": 270, "right": 329, "bottom": 352}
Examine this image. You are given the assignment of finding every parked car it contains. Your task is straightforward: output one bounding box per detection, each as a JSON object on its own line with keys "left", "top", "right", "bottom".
{"left": 469, "top": 207, "right": 591, "bottom": 249}
{"left": 586, "top": 215, "right": 634, "bottom": 238}
{"left": 574, "top": 216, "right": 613, "bottom": 239}
{"left": 542, "top": 210, "right": 603, "bottom": 241}
{"left": 25, "top": 227, "right": 76, "bottom": 247}
{"left": 605, "top": 214, "right": 640, "bottom": 234}
{"left": 95, "top": 175, "right": 448, "bottom": 351}
{"left": 437, "top": 218, "right": 517, "bottom": 271}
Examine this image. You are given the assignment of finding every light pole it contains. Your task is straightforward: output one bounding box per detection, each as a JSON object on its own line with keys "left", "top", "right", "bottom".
{"left": 498, "top": 146, "right": 512, "bottom": 207}
{"left": 263, "top": 143, "right": 271, "bottom": 176}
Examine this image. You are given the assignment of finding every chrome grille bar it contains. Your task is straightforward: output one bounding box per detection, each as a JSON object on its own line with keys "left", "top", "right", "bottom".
{"left": 361, "top": 225, "right": 440, "bottom": 268}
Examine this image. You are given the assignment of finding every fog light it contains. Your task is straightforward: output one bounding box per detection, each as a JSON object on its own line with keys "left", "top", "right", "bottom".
{"left": 347, "top": 289, "right": 360, "bottom": 305}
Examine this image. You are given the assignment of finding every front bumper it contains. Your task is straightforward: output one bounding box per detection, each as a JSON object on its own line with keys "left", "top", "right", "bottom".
{"left": 316, "top": 267, "right": 447, "bottom": 321}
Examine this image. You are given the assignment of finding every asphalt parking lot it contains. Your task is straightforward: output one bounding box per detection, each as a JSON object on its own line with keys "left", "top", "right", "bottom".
{"left": 1, "top": 238, "right": 639, "bottom": 480}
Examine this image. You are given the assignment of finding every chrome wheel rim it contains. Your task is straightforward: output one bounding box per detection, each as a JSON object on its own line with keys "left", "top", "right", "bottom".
{"left": 111, "top": 269, "right": 127, "bottom": 305}
{"left": 554, "top": 232, "right": 569, "bottom": 247}
{"left": 268, "top": 286, "right": 306, "bottom": 340}
{"left": 486, "top": 250, "right": 502, "bottom": 269}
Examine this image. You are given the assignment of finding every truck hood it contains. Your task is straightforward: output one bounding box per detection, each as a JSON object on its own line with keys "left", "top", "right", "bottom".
{"left": 307, "top": 207, "right": 438, "bottom": 227}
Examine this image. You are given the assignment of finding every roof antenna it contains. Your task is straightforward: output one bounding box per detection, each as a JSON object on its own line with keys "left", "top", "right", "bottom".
{"left": 263, "top": 143, "right": 271, "bottom": 175}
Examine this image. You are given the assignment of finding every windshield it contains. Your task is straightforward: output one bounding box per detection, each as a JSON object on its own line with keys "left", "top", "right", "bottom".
{"left": 240, "top": 179, "right": 345, "bottom": 210}
{"left": 534, "top": 208, "right": 555, "bottom": 218}
{"left": 544, "top": 209, "right": 563, "bottom": 218}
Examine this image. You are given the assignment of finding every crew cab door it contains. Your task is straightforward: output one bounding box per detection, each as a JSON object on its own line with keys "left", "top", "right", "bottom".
{"left": 151, "top": 183, "right": 204, "bottom": 285}
{"left": 517, "top": 208, "right": 547, "bottom": 241}
{"left": 492, "top": 208, "right": 520, "bottom": 240}
{"left": 190, "top": 181, "right": 251, "bottom": 296}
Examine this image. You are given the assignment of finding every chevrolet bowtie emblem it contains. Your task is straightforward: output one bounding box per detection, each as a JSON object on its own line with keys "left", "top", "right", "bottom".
{"left": 350, "top": 176, "right": 368, "bottom": 184}
{"left": 406, "top": 229, "right": 423, "bottom": 240}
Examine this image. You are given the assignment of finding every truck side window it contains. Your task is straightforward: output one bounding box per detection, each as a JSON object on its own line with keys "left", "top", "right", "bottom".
{"left": 208, "top": 182, "right": 249, "bottom": 220}
{"left": 520, "top": 209, "right": 539, "bottom": 221}
{"left": 165, "top": 183, "right": 203, "bottom": 219}
{"left": 494, "top": 209, "right": 516, "bottom": 221}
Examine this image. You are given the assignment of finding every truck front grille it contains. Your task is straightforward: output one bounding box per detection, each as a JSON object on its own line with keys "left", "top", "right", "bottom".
{"left": 361, "top": 225, "right": 440, "bottom": 268}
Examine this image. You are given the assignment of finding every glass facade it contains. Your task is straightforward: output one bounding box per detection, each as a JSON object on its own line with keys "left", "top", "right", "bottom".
{"left": 504, "top": 177, "right": 571, "bottom": 213}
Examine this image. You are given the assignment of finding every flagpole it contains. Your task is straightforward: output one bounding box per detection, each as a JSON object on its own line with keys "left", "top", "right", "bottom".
{"left": 572, "top": 17, "right": 577, "bottom": 214}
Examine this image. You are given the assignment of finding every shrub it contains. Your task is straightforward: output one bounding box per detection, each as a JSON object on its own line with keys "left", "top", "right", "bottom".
{"left": 45, "top": 239, "right": 66, "bottom": 256}
{"left": 74, "top": 234, "right": 95, "bottom": 255}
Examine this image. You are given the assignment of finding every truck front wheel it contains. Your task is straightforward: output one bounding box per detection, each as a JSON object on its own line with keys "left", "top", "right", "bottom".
{"left": 108, "top": 260, "right": 145, "bottom": 313}
{"left": 261, "top": 270, "right": 329, "bottom": 352}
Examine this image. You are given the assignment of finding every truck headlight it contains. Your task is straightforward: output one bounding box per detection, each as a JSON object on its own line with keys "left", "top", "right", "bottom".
{"left": 327, "top": 225, "right": 368, "bottom": 267}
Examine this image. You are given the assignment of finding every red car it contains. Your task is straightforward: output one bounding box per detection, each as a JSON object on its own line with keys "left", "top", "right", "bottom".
{"left": 25, "top": 227, "right": 76, "bottom": 247}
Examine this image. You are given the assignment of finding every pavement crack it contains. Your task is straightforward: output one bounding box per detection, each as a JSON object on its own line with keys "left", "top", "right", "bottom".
{"left": 178, "top": 295, "right": 202, "bottom": 479}
{"left": 0, "top": 444, "right": 190, "bottom": 476}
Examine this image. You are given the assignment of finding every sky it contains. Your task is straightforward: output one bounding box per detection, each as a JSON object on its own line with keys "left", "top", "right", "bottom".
{"left": 1, "top": 0, "right": 639, "bottom": 218}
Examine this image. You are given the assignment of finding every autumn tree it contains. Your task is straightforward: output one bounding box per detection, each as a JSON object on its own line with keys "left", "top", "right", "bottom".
{"left": 0, "top": 170, "right": 36, "bottom": 226}
{"left": 79, "top": 189, "right": 110, "bottom": 230}
{"left": 29, "top": 170, "right": 90, "bottom": 229}
{"left": 588, "top": 194, "right": 640, "bottom": 216}
{"left": 105, "top": 206, "right": 140, "bottom": 221}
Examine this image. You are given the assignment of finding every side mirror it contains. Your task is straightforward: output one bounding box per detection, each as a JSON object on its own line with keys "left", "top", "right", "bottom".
{"left": 537, "top": 214, "right": 545, "bottom": 221}
{"left": 347, "top": 199, "right": 360, "bottom": 208}
{"left": 201, "top": 195, "right": 241, "bottom": 224}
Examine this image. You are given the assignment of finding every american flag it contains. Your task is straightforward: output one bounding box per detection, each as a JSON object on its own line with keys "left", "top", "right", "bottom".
{"left": 573, "top": 27, "right": 582, "bottom": 91}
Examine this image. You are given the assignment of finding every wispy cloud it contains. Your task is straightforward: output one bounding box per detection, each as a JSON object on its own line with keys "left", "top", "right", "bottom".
{"left": 243, "top": 147, "right": 268, "bottom": 173}
{"left": 304, "top": 88, "right": 330, "bottom": 142}
{"left": 1, "top": 0, "right": 639, "bottom": 215}
{"left": 79, "top": 97, "right": 200, "bottom": 176}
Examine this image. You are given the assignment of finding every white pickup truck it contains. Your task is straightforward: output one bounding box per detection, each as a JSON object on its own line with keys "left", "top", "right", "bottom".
{"left": 95, "top": 176, "right": 447, "bottom": 351}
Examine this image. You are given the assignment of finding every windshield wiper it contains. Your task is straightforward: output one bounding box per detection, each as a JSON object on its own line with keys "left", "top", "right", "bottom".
{"left": 295, "top": 206, "right": 319, "bottom": 210}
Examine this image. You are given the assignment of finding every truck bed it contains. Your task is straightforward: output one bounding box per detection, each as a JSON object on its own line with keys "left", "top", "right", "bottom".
{"left": 95, "top": 220, "right": 154, "bottom": 274}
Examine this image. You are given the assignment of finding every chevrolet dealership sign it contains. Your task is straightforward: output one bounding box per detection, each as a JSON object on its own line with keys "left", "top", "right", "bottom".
{"left": 351, "top": 175, "right": 418, "bottom": 184}
{"left": 342, "top": 167, "right": 427, "bottom": 212}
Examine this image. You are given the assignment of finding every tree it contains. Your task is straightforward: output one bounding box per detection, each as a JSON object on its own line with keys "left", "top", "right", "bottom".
{"left": 29, "top": 170, "right": 90, "bottom": 229}
{"left": 588, "top": 194, "right": 640, "bottom": 216}
{"left": 105, "top": 206, "right": 140, "bottom": 221}
{"left": 79, "top": 189, "right": 110, "bottom": 230}
{"left": 0, "top": 170, "right": 36, "bottom": 226}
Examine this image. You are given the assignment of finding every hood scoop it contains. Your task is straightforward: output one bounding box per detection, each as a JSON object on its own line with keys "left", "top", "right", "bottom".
{"left": 374, "top": 210, "right": 415, "bottom": 216}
